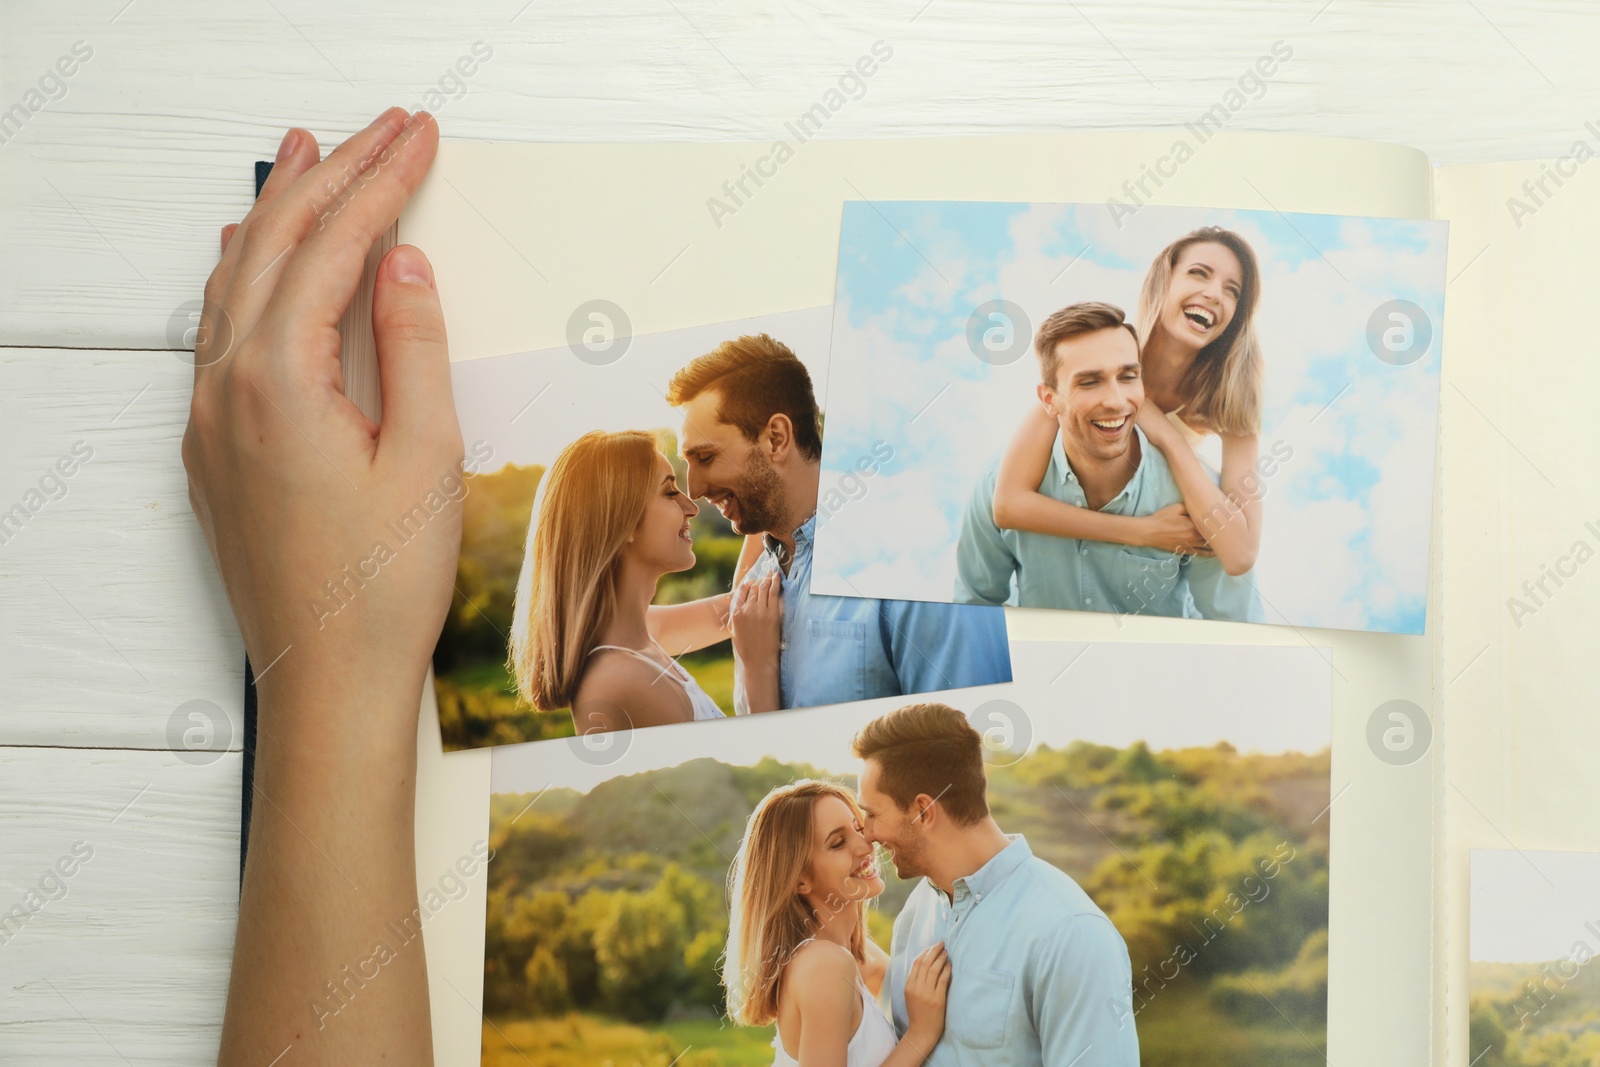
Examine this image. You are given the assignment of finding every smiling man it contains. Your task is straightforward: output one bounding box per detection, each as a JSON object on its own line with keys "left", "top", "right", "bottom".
{"left": 853, "top": 702, "right": 1139, "bottom": 1065}
{"left": 955, "top": 301, "right": 1224, "bottom": 618}
{"left": 666, "top": 334, "right": 1011, "bottom": 714}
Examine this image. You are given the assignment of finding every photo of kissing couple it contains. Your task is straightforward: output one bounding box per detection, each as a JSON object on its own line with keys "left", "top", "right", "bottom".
{"left": 721, "top": 701, "right": 1138, "bottom": 1066}
{"left": 810, "top": 202, "right": 1447, "bottom": 634}
{"left": 481, "top": 640, "right": 1334, "bottom": 1067}
{"left": 431, "top": 308, "right": 1013, "bottom": 751}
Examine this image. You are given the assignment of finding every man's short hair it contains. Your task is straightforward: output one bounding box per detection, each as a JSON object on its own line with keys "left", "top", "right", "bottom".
{"left": 664, "top": 334, "right": 823, "bottom": 461}
{"left": 1033, "top": 301, "right": 1139, "bottom": 387}
{"left": 851, "top": 702, "right": 989, "bottom": 826}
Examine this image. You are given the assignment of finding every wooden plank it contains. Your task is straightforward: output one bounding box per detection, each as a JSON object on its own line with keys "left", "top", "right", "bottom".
{"left": 0, "top": 747, "right": 240, "bottom": 1066}
{"left": 2, "top": 1, "right": 1597, "bottom": 349}
{"left": 0, "top": 348, "right": 242, "bottom": 749}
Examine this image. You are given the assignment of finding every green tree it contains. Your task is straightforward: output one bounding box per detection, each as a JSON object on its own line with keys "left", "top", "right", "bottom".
{"left": 593, "top": 890, "right": 690, "bottom": 1020}
{"left": 524, "top": 945, "right": 570, "bottom": 1014}
{"left": 684, "top": 924, "right": 729, "bottom": 1011}
{"left": 1467, "top": 998, "right": 1510, "bottom": 1067}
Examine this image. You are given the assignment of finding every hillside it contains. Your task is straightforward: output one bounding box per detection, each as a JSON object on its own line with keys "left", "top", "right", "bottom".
{"left": 1471, "top": 957, "right": 1600, "bottom": 1066}
{"left": 483, "top": 742, "right": 1332, "bottom": 1065}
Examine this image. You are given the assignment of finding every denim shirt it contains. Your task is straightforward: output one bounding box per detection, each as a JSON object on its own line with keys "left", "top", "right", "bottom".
{"left": 953, "top": 428, "right": 1257, "bottom": 622}
{"left": 888, "top": 836, "right": 1140, "bottom": 1067}
{"left": 732, "top": 512, "right": 1011, "bottom": 714}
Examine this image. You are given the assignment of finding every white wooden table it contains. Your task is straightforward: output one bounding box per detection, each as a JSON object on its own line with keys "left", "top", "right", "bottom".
{"left": 1, "top": 1, "right": 1592, "bottom": 1061}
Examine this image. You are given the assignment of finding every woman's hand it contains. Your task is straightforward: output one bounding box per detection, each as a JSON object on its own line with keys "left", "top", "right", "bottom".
{"left": 1138, "top": 503, "right": 1214, "bottom": 556}
{"left": 730, "top": 571, "right": 783, "bottom": 712}
{"left": 903, "top": 942, "right": 952, "bottom": 1051}
{"left": 185, "top": 109, "right": 456, "bottom": 1066}
{"left": 185, "top": 109, "right": 462, "bottom": 723}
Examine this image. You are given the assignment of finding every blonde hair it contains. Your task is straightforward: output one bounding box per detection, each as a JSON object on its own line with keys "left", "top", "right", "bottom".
{"left": 1136, "top": 226, "right": 1264, "bottom": 437}
{"left": 724, "top": 780, "right": 869, "bottom": 1027}
{"left": 508, "top": 430, "right": 660, "bottom": 710}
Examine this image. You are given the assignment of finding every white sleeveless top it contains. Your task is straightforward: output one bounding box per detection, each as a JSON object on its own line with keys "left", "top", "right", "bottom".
{"left": 1165, "top": 406, "right": 1224, "bottom": 473}
{"left": 586, "top": 643, "right": 726, "bottom": 721}
{"left": 771, "top": 981, "right": 898, "bottom": 1067}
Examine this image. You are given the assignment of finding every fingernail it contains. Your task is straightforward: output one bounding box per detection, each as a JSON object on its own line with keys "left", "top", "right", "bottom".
{"left": 275, "top": 128, "right": 299, "bottom": 163}
{"left": 387, "top": 244, "right": 433, "bottom": 288}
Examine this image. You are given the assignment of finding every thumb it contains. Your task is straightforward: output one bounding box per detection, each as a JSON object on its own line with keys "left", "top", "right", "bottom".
{"left": 372, "top": 243, "right": 458, "bottom": 458}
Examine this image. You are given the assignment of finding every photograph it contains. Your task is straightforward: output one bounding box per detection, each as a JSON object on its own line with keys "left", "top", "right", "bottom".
{"left": 479, "top": 640, "right": 1332, "bottom": 1066}
{"left": 1469, "top": 848, "right": 1600, "bottom": 1067}
{"left": 432, "top": 307, "right": 1013, "bottom": 751}
{"left": 808, "top": 202, "right": 1447, "bottom": 634}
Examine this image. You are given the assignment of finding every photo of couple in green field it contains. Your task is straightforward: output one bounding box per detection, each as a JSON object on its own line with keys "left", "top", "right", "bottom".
{"left": 480, "top": 642, "right": 1332, "bottom": 1066}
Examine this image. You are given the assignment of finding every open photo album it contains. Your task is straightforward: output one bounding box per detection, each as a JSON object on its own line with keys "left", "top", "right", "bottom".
{"left": 295, "top": 125, "right": 1600, "bottom": 1066}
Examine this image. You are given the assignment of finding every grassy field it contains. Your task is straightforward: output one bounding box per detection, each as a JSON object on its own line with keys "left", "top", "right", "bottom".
{"left": 482, "top": 1014, "right": 776, "bottom": 1067}
{"left": 483, "top": 991, "right": 1326, "bottom": 1067}
{"left": 1134, "top": 984, "right": 1327, "bottom": 1067}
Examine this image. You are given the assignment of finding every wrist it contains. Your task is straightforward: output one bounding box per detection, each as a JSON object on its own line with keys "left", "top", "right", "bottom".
{"left": 255, "top": 668, "right": 425, "bottom": 761}
{"left": 742, "top": 662, "right": 780, "bottom": 687}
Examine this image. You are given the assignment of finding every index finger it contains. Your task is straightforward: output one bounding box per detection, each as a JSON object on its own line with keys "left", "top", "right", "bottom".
{"left": 261, "top": 111, "right": 440, "bottom": 343}
{"left": 214, "top": 109, "right": 412, "bottom": 341}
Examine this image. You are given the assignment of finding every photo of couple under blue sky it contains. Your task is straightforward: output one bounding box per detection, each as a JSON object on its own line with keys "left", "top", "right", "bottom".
{"left": 810, "top": 201, "right": 1447, "bottom": 634}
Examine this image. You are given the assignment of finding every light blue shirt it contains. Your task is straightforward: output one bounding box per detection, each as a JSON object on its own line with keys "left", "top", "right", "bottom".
{"left": 732, "top": 512, "right": 1011, "bottom": 713}
{"left": 888, "top": 835, "right": 1140, "bottom": 1066}
{"left": 953, "top": 428, "right": 1261, "bottom": 622}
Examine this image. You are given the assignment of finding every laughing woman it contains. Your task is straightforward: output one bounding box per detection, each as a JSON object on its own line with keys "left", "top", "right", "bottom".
{"left": 992, "top": 225, "right": 1267, "bottom": 622}
{"left": 509, "top": 429, "right": 781, "bottom": 735}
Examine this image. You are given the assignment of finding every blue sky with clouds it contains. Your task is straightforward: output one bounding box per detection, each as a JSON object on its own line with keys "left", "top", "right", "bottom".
{"left": 809, "top": 201, "right": 1448, "bottom": 634}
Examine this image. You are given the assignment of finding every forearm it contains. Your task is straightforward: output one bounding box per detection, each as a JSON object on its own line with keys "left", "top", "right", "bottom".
{"left": 993, "top": 485, "right": 1152, "bottom": 547}
{"left": 221, "top": 680, "right": 430, "bottom": 1066}
{"left": 743, "top": 663, "right": 781, "bottom": 714}
{"left": 646, "top": 594, "right": 732, "bottom": 653}
{"left": 1160, "top": 444, "right": 1259, "bottom": 574}
{"left": 880, "top": 1030, "right": 941, "bottom": 1067}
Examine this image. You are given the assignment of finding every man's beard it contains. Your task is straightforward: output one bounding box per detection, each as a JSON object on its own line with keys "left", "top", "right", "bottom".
{"left": 727, "top": 447, "right": 788, "bottom": 536}
{"left": 885, "top": 834, "right": 931, "bottom": 881}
